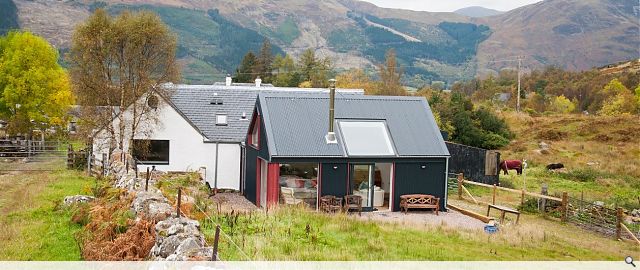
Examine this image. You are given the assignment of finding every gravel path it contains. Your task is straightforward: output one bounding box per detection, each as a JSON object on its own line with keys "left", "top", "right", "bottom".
{"left": 210, "top": 193, "right": 258, "bottom": 213}
{"left": 358, "top": 209, "right": 486, "bottom": 231}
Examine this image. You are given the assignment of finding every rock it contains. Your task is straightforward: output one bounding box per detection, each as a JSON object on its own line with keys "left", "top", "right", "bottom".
{"left": 593, "top": 201, "right": 605, "bottom": 207}
{"left": 63, "top": 195, "right": 95, "bottom": 206}
{"left": 538, "top": 141, "right": 550, "bottom": 150}
{"left": 145, "top": 202, "right": 173, "bottom": 221}
{"left": 631, "top": 209, "right": 640, "bottom": 217}
{"left": 167, "top": 224, "right": 185, "bottom": 235}
{"left": 175, "top": 237, "right": 202, "bottom": 257}
{"left": 157, "top": 235, "right": 184, "bottom": 258}
{"left": 132, "top": 192, "right": 168, "bottom": 213}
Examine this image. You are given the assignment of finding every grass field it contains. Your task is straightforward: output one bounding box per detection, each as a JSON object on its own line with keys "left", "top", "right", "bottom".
{"left": 0, "top": 167, "right": 94, "bottom": 260}
{"left": 194, "top": 205, "right": 638, "bottom": 261}
{"left": 497, "top": 112, "right": 640, "bottom": 209}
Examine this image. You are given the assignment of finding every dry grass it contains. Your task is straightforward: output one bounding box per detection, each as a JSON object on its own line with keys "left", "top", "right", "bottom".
{"left": 500, "top": 112, "right": 640, "bottom": 177}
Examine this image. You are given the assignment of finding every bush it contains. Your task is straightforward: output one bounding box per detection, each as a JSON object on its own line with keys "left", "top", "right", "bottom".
{"left": 518, "top": 198, "right": 539, "bottom": 213}
{"left": 499, "top": 178, "right": 515, "bottom": 189}
{"left": 558, "top": 168, "right": 601, "bottom": 182}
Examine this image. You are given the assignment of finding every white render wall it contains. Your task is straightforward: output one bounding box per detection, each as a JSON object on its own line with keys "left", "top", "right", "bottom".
{"left": 91, "top": 98, "right": 241, "bottom": 190}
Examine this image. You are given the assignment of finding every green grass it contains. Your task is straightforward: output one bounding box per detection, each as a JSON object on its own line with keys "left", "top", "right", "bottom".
{"left": 0, "top": 169, "right": 94, "bottom": 260}
{"left": 197, "top": 206, "right": 636, "bottom": 260}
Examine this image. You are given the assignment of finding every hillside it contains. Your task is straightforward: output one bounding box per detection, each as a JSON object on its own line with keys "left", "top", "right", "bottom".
{"left": 454, "top": 6, "right": 504, "bottom": 18}
{"left": 9, "top": 0, "right": 640, "bottom": 85}
{"left": 476, "top": 0, "right": 639, "bottom": 75}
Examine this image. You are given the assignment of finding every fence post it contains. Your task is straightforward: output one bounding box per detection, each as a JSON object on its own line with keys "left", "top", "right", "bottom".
{"left": 212, "top": 225, "right": 221, "bottom": 261}
{"left": 520, "top": 189, "right": 526, "bottom": 207}
{"left": 177, "top": 188, "right": 182, "bottom": 218}
{"left": 492, "top": 184, "right": 497, "bottom": 204}
{"left": 145, "top": 167, "right": 150, "bottom": 192}
{"left": 66, "top": 144, "right": 73, "bottom": 169}
{"left": 539, "top": 184, "right": 548, "bottom": 214}
{"left": 102, "top": 153, "right": 107, "bottom": 176}
{"left": 457, "top": 173, "right": 463, "bottom": 199}
{"left": 561, "top": 192, "right": 568, "bottom": 222}
{"left": 616, "top": 207, "right": 623, "bottom": 240}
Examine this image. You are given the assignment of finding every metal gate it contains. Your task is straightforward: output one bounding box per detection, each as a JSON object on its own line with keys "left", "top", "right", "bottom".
{"left": 0, "top": 139, "right": 70, "bottom": 172}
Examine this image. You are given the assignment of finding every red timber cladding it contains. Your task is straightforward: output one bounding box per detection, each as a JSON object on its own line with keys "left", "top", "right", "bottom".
{"left": 266, "top": 162, "right": 280, "bottom": 206}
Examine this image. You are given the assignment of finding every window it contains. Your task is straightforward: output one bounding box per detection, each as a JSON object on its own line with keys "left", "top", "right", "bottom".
{"left": 132, "top": 140, "right": 170, "bottom": 165}
{"left": 249, "top": 115, "right": 260, "bottom": 148}
{"left": 339, "top": 121, "right": 395, "bottom": 156}
{"left": 216, "top": 114, "right": 228, "bottom": 126}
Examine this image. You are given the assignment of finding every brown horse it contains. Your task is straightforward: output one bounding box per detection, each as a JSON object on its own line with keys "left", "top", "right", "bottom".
{"left": 500, "top": 160, "right": 523, "bottom": 175}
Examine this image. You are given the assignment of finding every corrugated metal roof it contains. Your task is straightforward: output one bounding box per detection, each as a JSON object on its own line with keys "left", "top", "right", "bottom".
{"left": 166, "top": 84, "right": 363, "bottom": 143}
{"left": 258, "top": 92, "right": 450, "bottom": 157}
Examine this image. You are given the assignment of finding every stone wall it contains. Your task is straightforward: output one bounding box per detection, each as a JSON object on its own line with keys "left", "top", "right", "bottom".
{"left": 109, "top": 152, "right": 212, "bottom": 261}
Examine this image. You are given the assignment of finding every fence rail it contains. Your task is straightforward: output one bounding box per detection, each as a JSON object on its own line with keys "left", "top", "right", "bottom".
{"left": 452, "top": 173, "right": 640, "bottom": 245}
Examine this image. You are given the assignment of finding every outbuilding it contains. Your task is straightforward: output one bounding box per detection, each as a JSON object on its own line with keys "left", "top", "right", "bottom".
{"left": 243, "top": 89, "right": 450, "bottom": 212}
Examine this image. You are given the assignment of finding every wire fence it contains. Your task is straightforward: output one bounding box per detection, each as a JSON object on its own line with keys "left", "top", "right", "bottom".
{"left": 451, "top": 173, "right": 640, "bottom": 245}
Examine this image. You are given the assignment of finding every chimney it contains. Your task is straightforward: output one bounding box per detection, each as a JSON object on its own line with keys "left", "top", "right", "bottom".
{"left": 255, "top": 76, "right": 262, "bottom": 87}
{"left": 325, "top": 79, "right": 337, "bottom": 144}
{"left": 225, "top": 74, "right": 232, "bottom": 86}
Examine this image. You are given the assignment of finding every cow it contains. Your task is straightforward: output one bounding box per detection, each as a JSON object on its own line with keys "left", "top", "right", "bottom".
{"left": 546, "top": 163, "right": 565, "bottom": 170}
{"left": 500, "top": 160, "right": 523, "bottom": 175}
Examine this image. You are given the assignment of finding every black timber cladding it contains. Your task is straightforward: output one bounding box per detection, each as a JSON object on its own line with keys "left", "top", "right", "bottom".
{"left": 446, "top": 142, "right": 500, "bottom": 185}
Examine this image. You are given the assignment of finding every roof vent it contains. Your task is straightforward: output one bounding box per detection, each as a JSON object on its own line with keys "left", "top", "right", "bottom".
{"left": 210, "top": 93, "right": 223, "bottom": 105}
{"left": 255, "top": 76, "right": 262, "bottom": 87}
{"left": 240, "top": 111, "right": 248, "bottom": 120}
{"left": 225, "top": 74, "right": 232, "bottom": 86}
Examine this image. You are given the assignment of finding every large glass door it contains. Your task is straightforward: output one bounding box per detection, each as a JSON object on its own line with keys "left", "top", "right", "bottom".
{"left": 350, "top": 164, "right": 375, "bottom": 210}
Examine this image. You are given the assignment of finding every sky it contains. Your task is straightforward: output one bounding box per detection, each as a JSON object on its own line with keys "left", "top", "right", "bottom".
{"left": 359, "top": 0, "right": 543, "bottom": 12}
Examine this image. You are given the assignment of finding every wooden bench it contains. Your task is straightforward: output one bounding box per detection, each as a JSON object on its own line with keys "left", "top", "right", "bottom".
{"left": 400, "top": 194, "right": 440, "bottom": 215}
{"left": 487, "top": 204, "right": 520, "bottom": 224}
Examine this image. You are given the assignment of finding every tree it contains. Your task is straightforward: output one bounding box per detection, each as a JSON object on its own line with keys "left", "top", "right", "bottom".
{"left": 69, "top": 9, "right": 179, "bottom": 156}
{"left": 0, "top": 31, "right": 74, "bottom": 136}
{"left": 235, "top": 51, "right": 257, "bottom": 83}
{"left": 598, "top": 79, "right": 636, "bottom": 115}
{"left": 271, "top": 54, "right": 300, "bottom": 87}
{"left": 377, "top": 49, "right": 406, "bottom": 96}
{"left": 335, "top": 69, "right": 381, "bottom": 94}
{"left": 254, "top": 39, "right": 273, "bottom": 82}
{"left": 550, "top": 95, "right": 575, "bottom": 114}
{"left": 298, "top": 49, "right": 332, "bottom": 88}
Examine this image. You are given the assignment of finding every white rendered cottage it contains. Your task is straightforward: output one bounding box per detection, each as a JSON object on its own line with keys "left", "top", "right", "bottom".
{"left": 92, "top": 79, "right": 363, "bottom": 190}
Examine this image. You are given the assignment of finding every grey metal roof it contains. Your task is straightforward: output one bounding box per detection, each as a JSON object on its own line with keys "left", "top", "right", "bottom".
{"left": 258, "top": 92, "right": 450, "bottom": 157}
{"left": 166, "top": 84, "right": 364, "bottom": 143}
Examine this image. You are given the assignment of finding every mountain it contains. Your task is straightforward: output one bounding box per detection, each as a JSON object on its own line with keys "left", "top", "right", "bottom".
{"left": 454, "top": 6, "right": 504, "bottom": 18}
{"left": 7, "top": 0, "right": 640, "bottom": 86}
{"left": 475, "top": 0, "right": 639, "bottom": 75}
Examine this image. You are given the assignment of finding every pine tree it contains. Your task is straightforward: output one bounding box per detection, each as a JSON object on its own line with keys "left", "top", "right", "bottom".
{"left": 235, "top": 52, "right": 257, "bottom": 83}
{"left": 255, "top": 39, "right": 273, "bottom": 82}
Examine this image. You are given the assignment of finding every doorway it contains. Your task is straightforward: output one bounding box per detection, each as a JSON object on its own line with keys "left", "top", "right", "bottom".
{"left": 349, "top": 163, "right": 392, "bottom": 211}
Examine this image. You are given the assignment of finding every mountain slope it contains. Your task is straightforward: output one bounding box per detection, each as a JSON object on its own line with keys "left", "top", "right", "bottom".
{"left": 455, "top": 6, "right": 504, "bottom": 18}
{"left": 476, "top": 0, "right": 639, "bottom": 74}
{"left": 9, "top": 0, "right": 640, "bottom": 85}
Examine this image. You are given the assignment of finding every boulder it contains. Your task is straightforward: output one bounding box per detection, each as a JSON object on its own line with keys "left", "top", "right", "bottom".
{"left": 144, "top": 202, "right": 173, "bottom": 221}
{"left": 538, "top": 141, "right": 550, "bottom": 150}
{"left": 63, "top": 195, "right": 95, "bottom": 206}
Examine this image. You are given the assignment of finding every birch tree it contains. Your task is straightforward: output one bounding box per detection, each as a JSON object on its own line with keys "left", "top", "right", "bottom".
{"left": 69, "top": 9, "right": 179, "bottom": 157}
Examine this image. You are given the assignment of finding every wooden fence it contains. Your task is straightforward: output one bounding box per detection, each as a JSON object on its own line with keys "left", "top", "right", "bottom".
{"left": 452, "top": 173, "right": 640, "bottom": 245}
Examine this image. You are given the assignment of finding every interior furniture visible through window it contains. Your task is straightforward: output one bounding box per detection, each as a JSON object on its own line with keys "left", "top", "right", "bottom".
{"left": 132, "top": 139, "right": 170, "bottom": 165}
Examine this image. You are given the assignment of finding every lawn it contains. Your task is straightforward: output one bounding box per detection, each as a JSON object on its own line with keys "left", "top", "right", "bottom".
{"left": 152, "top": 172, "right": 639, "bottom": 261}
{"left": 195, "top": 205, "right": 638, "bottom": 261}
{"left": 0, "top": 168, "right": 94, "bottom": 260}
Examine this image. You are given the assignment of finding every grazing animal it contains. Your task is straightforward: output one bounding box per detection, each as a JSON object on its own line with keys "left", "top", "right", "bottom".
{"left": 546, "top": 163, "right": 565, "bottom": 170}
{"left": 500, "top": 160, "right": 523, "bottom": 175}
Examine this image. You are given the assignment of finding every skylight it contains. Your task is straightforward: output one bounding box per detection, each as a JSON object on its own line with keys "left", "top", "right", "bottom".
{"left": 216, "top": 114, "right": 228, "bottom": 126}
{"left": 338, "top": 121, "right": 395, "bottom": 156}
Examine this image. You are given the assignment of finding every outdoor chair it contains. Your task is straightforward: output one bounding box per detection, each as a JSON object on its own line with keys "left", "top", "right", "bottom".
{"left": 343, "top": 195, "right": 363, "bottom": 216}
{"left": 320, "top": 195, "right": 342, "bottom": 213}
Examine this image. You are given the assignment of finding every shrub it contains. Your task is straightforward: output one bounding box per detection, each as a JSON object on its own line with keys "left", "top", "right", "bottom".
{"left": 499, "top": 178, "right": 515, "bottom": 189}
{"left": 518, "top": 198, "right": 539, "bottom": 214}
{"left": 558, "top": 168, "right": 601, "bottom": 182}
